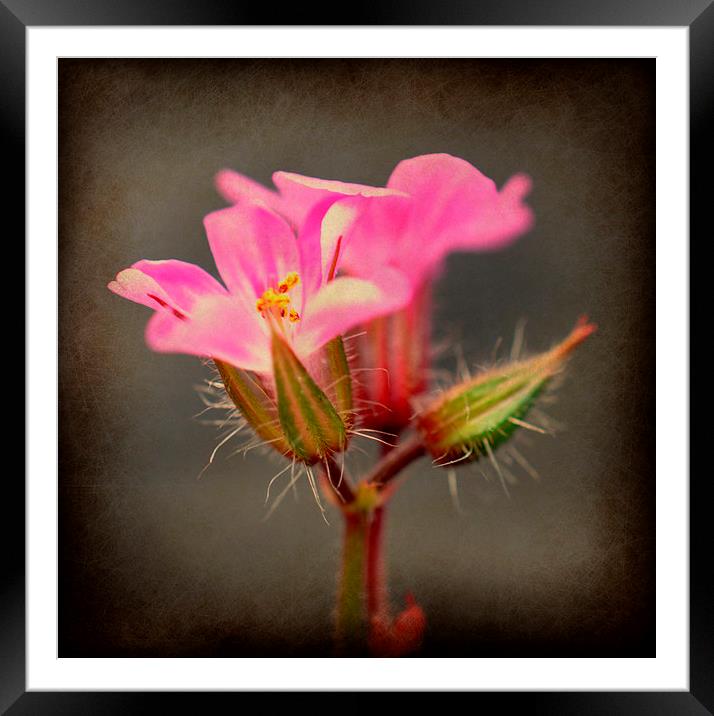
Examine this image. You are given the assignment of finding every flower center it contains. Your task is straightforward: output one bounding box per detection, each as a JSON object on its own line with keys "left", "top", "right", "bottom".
{"left": 256, "top": 271, "right": 301, "bottom": 323}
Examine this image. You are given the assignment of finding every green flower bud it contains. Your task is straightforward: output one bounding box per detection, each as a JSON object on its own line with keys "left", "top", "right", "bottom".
{"left": 416, "top": 318, "right": 596, "bottom": 463}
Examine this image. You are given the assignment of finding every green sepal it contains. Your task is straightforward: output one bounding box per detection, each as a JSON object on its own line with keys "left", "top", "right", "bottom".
{"left": 214, "top": 359, "right": 292, "bottom": 456}
{"left": 324, "top": 336, "right": 354, "bottom": 427}
{"left": 271, "top": 332, "right": 347, "bottom": 464}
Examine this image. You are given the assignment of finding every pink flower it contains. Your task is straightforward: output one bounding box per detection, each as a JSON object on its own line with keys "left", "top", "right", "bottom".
{"left": 216, "top": 153, "right": 533, "bottom": 293}
{"left": 216, "top": 155, "right": 533, "bottom": 430}
{"left": 217, "top": 155, "right": 533, "bottom": 431}
{"left": 108, "top": 200, "right": 410, "bottom": 374}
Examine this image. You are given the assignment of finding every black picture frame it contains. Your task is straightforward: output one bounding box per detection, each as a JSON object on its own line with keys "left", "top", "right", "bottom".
{"left": 8, "top": 1, "right": 706, "bottom": 712}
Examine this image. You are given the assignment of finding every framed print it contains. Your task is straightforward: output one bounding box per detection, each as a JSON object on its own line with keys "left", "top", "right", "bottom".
{"left": 8, "top": 1, "right": 708, "bottom": 712}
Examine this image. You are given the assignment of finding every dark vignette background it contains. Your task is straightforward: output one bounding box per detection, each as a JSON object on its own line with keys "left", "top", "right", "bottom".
{"left": 59, "top": 59, "right": 654, "bottom": 657}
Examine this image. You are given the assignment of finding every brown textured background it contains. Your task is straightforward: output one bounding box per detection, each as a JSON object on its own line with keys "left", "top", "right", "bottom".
{"left": 58, "top": 59, "right": 654, "bottom": 657}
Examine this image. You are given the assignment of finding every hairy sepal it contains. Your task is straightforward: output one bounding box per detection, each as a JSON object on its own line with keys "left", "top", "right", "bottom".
{"left": 214, "top": 359, "right": 292, "bottom": 456}
{"left": 271, "top": 332, "right": 347, "bottom": 464}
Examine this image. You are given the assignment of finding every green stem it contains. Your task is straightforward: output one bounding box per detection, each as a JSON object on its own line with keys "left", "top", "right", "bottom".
{"left": 335, "top": 506, "right": 387, "bottom": 656}
{"left": 366, "top": 505, "right": 387, "bottom": 624}
{"left": 333, "top": 434, "right": 426, "bottom": 655}
{"left": 335, "top": 511, "right": 369, "bottom": 654}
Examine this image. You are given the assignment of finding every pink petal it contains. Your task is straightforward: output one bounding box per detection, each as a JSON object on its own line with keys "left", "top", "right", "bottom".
{"left": 295, "top": 271, "right": 411, "bottom": 357}
{"left": 387, "top": 153, "right": 533, "bottom": 259}
{"left": 203, "top": 204, "right": 300, "bottom": 303}
{"left": 295, "top": 192, "right": 417, "bottom": 284}
{"left": 334, "top": 194, "right": 414, "bottom": 278}
{"left": 108, "top": 259, "right": 226, "bottom": 315}
{"left": 298, "top": 193, "right": 425, "bottom": 300}
{"left": 316, "top": 199, "right": 361, "bottom": 282}
{"left": 387, "top": 152, "right": 496, "bottom": 197}
{"left": 146, "top": 294, "right": 271, "bottom": 373}
{"left": 214, "top": 169, "right": 288, "bottom": 218}
{"left": 295, "top": 196, "right": 343, "bottom": 302}
{"left": 452, "top": 172, "right": 534, "bottom": 252}
{"left": 273, "top": 170, "right": 402, "bottom": 227}
{"left": 296, "top": 195, "right": 386, "bottom": 307}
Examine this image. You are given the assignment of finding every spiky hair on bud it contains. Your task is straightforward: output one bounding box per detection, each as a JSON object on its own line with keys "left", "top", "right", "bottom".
{"left": 414, "top": 317, "right": 596, "bottom": 469}
{"left": 193, "top": 360, "right": 294, "bottom": 471}
{"left": 195, "top": 355, "right": 350, "bottom": 523}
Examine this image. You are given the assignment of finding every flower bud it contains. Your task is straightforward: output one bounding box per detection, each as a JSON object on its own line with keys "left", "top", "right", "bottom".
{"left": 271, "top": 331, "right": 348, "bottom": 464}
{"left": 416, "top": 318, "right": 596, "bottom": 463}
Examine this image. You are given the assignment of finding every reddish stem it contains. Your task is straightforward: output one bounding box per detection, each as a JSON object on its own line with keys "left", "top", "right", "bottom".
{"left": 364, "top": 434, "right": 426, "bottom": 488}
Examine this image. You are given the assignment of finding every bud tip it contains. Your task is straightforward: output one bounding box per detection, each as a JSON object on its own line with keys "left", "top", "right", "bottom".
{"left": 552, "top": 316, "right": 597, "bottom": 360}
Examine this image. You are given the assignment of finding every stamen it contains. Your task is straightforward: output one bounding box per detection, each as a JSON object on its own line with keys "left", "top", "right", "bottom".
{"left": 326, "top": 236, "right": 343, "bottom": 282}
{"left": 278, "top": 271, "right": 300, "bottom": 293}
{"left": 256, "top": 272, "right": 301, "bottom": 323}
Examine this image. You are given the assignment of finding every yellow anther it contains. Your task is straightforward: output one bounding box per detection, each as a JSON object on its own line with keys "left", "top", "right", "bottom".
{"left": 278, "top": 271, "right": 300, "bottom": 293}
{"left": 256, "top": 272, "right": 301, "bottom": 323}
{"left": 256, "top": 289, "right": 289, "bottom": 313}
